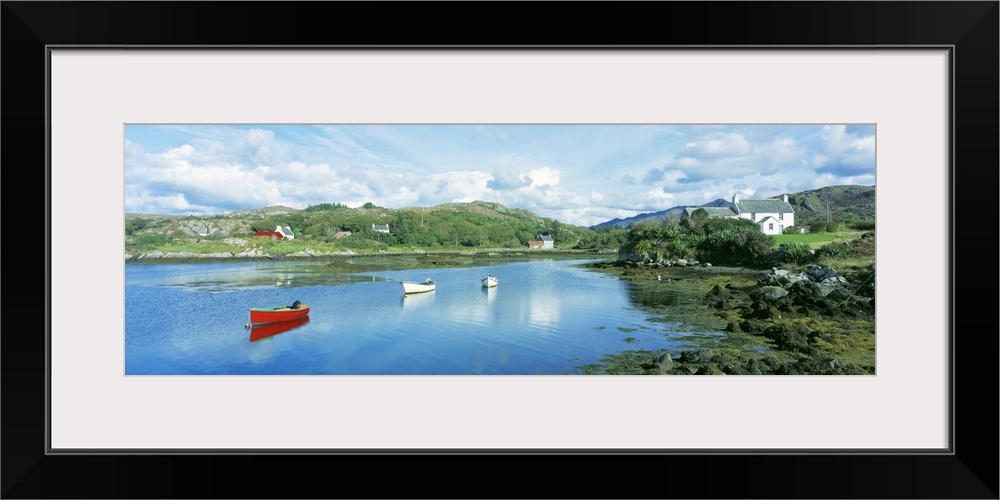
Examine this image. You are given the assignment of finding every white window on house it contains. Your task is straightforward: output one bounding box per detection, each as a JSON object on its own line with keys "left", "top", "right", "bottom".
{"left": 768, "top": 223, "right": 774, "bottom": 231}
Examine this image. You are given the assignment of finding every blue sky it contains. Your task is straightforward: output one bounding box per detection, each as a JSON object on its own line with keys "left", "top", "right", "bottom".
{"left": 124, "top": 124, "right": 875, "bottom": 227}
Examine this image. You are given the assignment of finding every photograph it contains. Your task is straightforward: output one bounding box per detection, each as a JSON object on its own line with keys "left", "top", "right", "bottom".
{"left": 124, "top": 124, "right": 877, "bottom": 376}
{"left": 4, "top": 0, "right": 996, "bottom": 498}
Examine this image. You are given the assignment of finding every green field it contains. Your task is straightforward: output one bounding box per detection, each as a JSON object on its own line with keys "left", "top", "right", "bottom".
{"left": 771, "top": 231, "right": 865, "bottom": 249}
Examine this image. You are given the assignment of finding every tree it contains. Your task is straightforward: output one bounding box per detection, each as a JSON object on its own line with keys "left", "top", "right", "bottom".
{"left": 634, "top": 239, "right": 653, "bottom": 260}
{"left": 683, "top": 208, "right": 710, "bottom": 233}
{"left": 393, "top": 215, "right": 413, "bottom": 245}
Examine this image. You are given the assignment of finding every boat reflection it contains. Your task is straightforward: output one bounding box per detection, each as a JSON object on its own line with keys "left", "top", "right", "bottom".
{"left": 481, "top": 286, "right": 496, "bottom": 304}
{"left": 400, "top": 290, "right": 435, "bottom": 310}
{"left": 249, "top": 315, "right": 310, "bottom": 342}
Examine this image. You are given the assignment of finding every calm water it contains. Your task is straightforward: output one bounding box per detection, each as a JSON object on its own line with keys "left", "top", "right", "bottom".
{"left": 125, "top": 258, "right": 705, "bottom": 375}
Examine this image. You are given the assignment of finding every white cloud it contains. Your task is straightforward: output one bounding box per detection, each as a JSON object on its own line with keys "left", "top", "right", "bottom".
{"left": 125, "top": 124, "right": 876, "bottom": 227}
{"left": 677, "top": 132, "right": 752, "bottom": 159}
{"left": 486, "top": 166, "right": 532, "bottom": 190}
{"left": 525, "top": 166, "right": 560, "bottom": 186}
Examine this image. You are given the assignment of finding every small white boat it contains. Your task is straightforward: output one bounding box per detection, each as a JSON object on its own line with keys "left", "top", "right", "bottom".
{"left": 481, "top": 274, "right": 498, "bottom": 288}
{"left": 401, "top": 278, "right": 436, "bottom": 294}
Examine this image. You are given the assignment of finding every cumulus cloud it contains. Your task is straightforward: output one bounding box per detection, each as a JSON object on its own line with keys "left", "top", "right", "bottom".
{"left": 812, "top": 125, "right": 876, "bottom": 176}
{"left": 675, "top": 135, "right": 804, "bottom": 184}
{"left": 486, "top": 166, "right": 532, "bottom": 190}
{"left": 642, "top": 168, "right": 665, "bottom": 184}
{"left": 525, "top": 166, "right": 560, "bottom": 186}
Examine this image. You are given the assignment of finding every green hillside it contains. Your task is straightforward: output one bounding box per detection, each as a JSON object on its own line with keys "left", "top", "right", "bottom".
{"left": 125, "top": 200, "right": 621, "bottom": 256}
{"left": 124, "top": 185, "right": 875, "bottom": 258}
{"left": 785, "top": 184, "right": 876, "bottom": 228}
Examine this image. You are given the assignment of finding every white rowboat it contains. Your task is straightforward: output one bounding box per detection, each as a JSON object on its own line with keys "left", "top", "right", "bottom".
{"left": 401, "top": 278, "right": 436, "bottom": 294}
{"left": 481, "top": 274, "right": 498, "bottom": 288}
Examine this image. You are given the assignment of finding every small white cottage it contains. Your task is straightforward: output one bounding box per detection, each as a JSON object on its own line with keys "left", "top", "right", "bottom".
{"left": 682, "top": 194, "right": 795, "bottom": 235}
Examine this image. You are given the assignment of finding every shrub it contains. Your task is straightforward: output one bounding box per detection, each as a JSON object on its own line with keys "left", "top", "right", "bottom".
{"left": 839, "top": 214, "right": 860, "bottom": 225}
{"left": 781, "top": 241, "right": 813, "bottom": 264}
{"left": 816, "top": 241, "right": 851, "bottom": 260}
{"left": 728, "top": 231, "right": 775, "bottom": 265}
{"left": 809, "top": 222, "right": 828, "bottom": 233}
{"left": 131, "top": 233, "right": 173, "bottom": 251}
{"left": 125, "top": 217, "right": 150, "bottom": 236}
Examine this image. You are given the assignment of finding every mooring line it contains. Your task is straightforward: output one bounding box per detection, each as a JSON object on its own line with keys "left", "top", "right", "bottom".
{"left": 836, "top": 272, "right": 875, "bottom": 307}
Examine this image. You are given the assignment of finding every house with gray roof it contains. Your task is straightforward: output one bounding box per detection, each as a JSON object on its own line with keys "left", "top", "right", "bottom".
{"left": 539, "top": 234, "right": 554, "bottom": 249}
{"left": 682, "top": 194, "right": 795, "bottom": 235}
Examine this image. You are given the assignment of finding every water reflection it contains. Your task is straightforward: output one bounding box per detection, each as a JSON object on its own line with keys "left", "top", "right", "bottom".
{"left": 249, "top": 315, "right": 310, "bottom": 342}
{"left": 400, "top": 290, "right": 436, "bottom": 310}
{"left": 526, "top": 292, "right": 560, "bottom": 332}
{"left": 627, "top": 283, "right": 681, "bottom": 307}
{"left": 481, "top": 286, "right": 496, "bottom": 304}
{"left": 128, "top": 258, "right": 698, "bottom": 375}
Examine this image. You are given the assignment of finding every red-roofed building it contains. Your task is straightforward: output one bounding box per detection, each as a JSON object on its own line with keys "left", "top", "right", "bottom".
{"left": 254, "top": 225, "right": 295, "bottom": 240}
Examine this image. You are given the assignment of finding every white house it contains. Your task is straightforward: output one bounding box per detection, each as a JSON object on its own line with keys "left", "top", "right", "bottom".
{"left": 539, "top": 234, "right": 554, "bottom": 249}
{"left": 276, "top": 226, "right": 295, "bottom": 240}
{"left": 372, "top": 224, "right": 390, "bottom": 234}
{"left": 682, "top": 194, "right": 795, "bottom": 235}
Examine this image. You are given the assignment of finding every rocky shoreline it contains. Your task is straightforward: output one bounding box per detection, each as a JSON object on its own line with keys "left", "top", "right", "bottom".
{"left": 579, "top": 260, "right": 876, "bottom": 375}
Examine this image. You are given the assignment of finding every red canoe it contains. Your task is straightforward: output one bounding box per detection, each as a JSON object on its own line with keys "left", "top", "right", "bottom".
{"left": 249, "top": 305, "right": 310, "bottom": 326}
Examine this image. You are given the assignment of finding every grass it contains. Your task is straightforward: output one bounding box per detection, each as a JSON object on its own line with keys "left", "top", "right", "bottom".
{"left": 772, "top": 231, "right": 865, "bottom": 249}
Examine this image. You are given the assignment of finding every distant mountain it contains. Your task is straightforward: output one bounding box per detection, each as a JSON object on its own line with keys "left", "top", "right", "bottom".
{"left": 593, "top": 199, "right": 730, "bottom": 229}
{"left": 593, "top": 185, "right": 875, "bottom": 229}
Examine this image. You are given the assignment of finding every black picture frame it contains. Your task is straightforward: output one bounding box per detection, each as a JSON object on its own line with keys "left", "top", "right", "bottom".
{"left": 3, "top": 1, "right": 997, "bottom": 498}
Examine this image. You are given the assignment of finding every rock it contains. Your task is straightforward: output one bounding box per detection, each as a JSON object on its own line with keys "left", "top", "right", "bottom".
{"left": 751, "top": 286, "right": 789, "bottom": 301}
{"left": 680, "top": 349, "right": 714, "bottom": 364}
{"left": 654, "top": 353, "right": 675, "bottom": 374}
